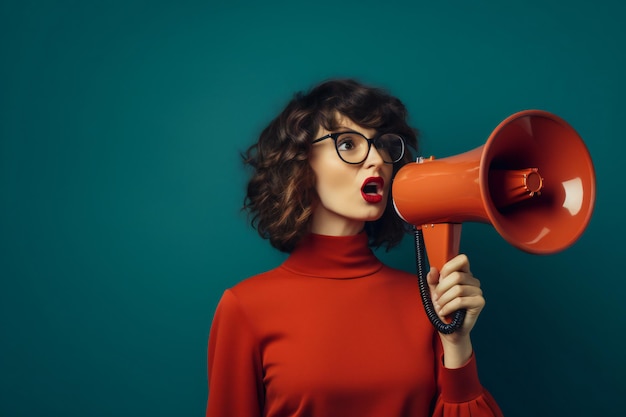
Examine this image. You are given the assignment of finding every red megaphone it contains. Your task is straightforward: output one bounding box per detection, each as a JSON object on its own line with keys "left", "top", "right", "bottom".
{"left": 392, "top": 110, "right": 596, "bottom": 333}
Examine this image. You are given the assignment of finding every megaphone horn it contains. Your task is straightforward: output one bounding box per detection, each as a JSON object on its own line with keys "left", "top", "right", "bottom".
{"left": 392, "top": 110, "right": 596, "bottom": 333}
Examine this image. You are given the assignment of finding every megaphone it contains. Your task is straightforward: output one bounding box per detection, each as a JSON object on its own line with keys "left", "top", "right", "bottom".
{"left": 392, "top": 110, "right": 596, "bottom": 333}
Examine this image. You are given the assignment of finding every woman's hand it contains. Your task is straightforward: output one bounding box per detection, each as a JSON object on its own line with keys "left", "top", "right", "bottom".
{"left": 427, "top": 254, "right": 485, "bottom": 368}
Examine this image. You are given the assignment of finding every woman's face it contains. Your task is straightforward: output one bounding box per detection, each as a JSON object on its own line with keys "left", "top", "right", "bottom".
{"left": 309, "top": 115, "right": 393, "bottom": 236}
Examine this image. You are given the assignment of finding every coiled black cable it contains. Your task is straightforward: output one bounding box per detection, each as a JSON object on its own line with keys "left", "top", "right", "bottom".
{"left": 413, "top": 227, "right": 466, "bottom": 334}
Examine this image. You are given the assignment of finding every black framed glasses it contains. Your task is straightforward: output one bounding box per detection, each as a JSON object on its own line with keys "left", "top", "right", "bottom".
{"left": 312, "top": 131, "right": 406, "bottom": 164}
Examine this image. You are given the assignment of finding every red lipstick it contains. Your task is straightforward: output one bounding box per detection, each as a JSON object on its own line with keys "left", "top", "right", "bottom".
{"left": 361, "top": 177, "right": 384, "bottom": 204}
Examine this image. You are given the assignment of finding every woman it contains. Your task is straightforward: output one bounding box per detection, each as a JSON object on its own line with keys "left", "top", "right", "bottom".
{"left": 206, "top": 79, "right": 503, "bottom": 416}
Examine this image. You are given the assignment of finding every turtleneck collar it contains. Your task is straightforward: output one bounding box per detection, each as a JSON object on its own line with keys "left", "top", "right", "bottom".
{"left": 280, "top": 232, "right": 383, "bottom": 279}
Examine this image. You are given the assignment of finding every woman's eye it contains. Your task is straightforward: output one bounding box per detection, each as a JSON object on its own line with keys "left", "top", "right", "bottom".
{"left": 337, "top": 137, "right": 356, "bottom": 151}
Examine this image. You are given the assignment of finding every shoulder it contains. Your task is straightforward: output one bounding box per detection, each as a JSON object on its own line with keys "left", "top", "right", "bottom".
{"left": 230, "top": 265, "right": 288, "bottom": 295}
{"left": 378, "top": 263, "right": 418, "bottom": 280}
{"left": 218, "top": 265, "right": 293, "bottom": 312}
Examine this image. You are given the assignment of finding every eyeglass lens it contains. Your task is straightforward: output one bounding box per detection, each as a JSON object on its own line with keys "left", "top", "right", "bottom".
{"left": 335, "top": 132, "right": 404, "bottom": 164}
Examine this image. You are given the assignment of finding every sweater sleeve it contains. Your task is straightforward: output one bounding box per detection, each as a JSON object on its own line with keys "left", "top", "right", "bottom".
{"left": 432, "top": 338, "right": 503, "bottom": 417}
{"left": 206, "top": 290, "right": 264, "bottom": 417}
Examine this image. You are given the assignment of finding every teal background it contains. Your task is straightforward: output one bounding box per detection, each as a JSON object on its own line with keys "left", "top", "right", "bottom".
{"left": 1, "top": 0, "right": 624, "bottom": 416}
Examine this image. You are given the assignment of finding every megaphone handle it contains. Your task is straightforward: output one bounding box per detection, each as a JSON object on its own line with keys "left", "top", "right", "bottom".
{"left": 413, "top": 227, "right": 466, "bottom": 334}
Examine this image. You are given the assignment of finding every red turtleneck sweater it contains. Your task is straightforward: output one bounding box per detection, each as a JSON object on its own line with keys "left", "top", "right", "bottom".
{"left": 206, "top": 233, "right": 503, "bottom": 417}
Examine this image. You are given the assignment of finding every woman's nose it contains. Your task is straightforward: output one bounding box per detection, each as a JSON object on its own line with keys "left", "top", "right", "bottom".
{"left": 364, "top": 145, "right": 385, "bottom": 167}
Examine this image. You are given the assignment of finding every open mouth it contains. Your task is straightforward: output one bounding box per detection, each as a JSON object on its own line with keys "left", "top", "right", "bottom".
{"left": 363, "top": 184, "right": 378, "bottom": 194}
{"left": 361, "top": 177, "right": 384, "bottom": 203}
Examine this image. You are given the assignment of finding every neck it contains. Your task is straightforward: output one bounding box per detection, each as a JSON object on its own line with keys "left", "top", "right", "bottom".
{"left": 310, "top": 222, "right": 365, "bottom": 237}
{"left": 309, "top": 210, "right": 365, "bottom": 237}
{"left": 282, "top": 232, "right": 382, "bottom": 279}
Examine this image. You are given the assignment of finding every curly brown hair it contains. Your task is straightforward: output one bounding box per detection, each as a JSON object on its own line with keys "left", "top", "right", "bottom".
{"left": 242, "top": 78, "right": 419, "bottom": 253}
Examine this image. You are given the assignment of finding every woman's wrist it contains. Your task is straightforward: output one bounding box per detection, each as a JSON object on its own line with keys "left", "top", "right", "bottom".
{"left": 440, "top": 335, "right": 473, "bottom": 369}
